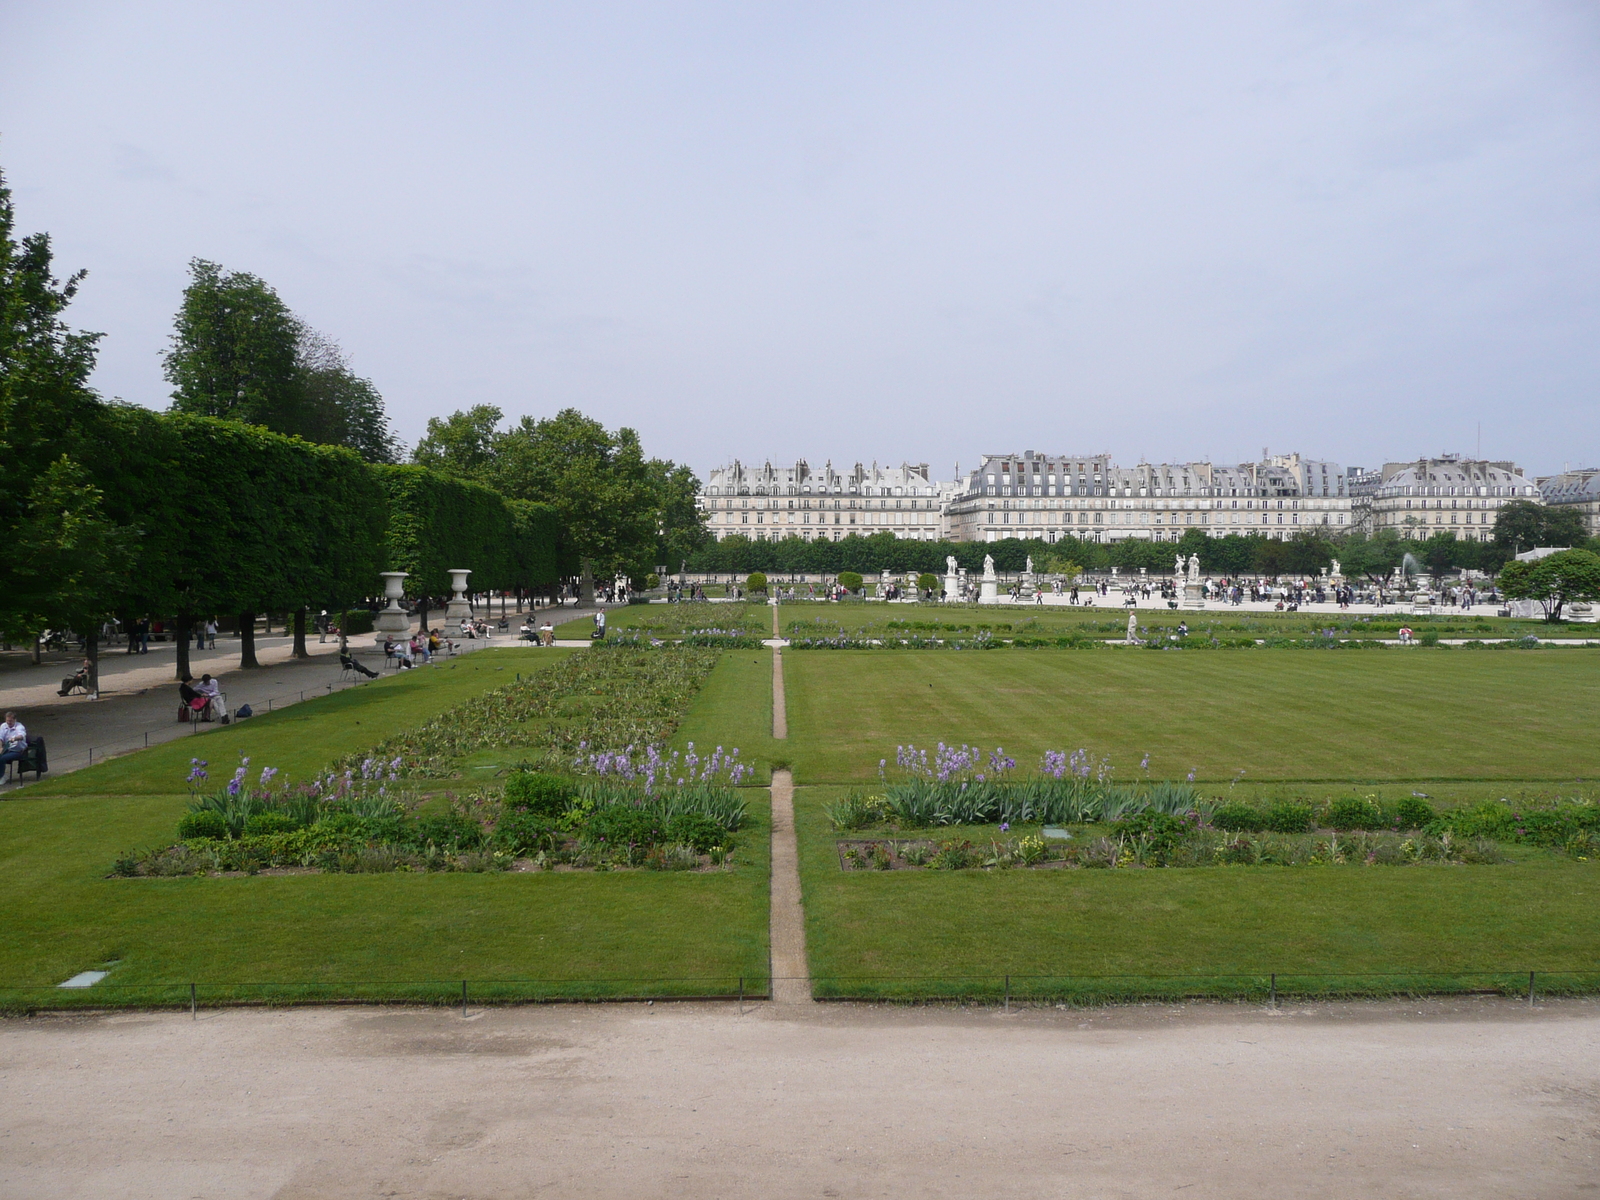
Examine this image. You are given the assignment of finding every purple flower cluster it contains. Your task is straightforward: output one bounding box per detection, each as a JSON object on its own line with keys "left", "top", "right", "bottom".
{"left": 576, "top": 741, "right": 749, "bottom": 793}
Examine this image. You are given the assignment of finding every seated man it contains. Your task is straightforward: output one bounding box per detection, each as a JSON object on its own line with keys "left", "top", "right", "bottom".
{"left": 0, "top": 711, "right": 28, "bottom": 778}
{"left": 341, "top": 652, "right": 379, "bottom": 679}
{"left": 59, "top": 660, "right": 91, "bottom": 696}
{"left": 195, "top": 673, "right": 225, "bottom": 721}
{"left": 539, "top": 620, "right": 554, "bottom": 646}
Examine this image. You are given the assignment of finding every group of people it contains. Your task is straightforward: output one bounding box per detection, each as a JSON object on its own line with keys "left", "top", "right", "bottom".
{"left": 177, "top": 674, "right": 225, "bottom": 721}
{"left": 382, "top": 629, "right": 455, "bottom": 669}
{"left": 518, "top": 619, "right": 557, "bottom": 645}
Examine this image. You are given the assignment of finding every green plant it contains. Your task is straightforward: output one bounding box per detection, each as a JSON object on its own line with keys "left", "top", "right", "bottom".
{"left": 745, "top": 572, "right": 768, "bottom": 594}
{"left": 665, "top": 812, "right": 732, "bottom": 854}
{"left": 1261, "top": 801, "right": 1314, "bottom": 833}
{"left": 503, "top": 771, "right": 574, "bottom": 817}
{"left": 929, "top": 840, "right": 974, "bottom": 870}
{"left": 1210, "top": 803, "right": 1264, "bottom": 833}
{"left": 1325, "top": 796, "right": 1385, "bottom": 832}
{"left": 1394, "top": 796, "right": 1436, "bottom": 829}
{"left": 176, "top": 810, "right": 229, "bottom": 840}
{"left": 409, "top": 812, "right": 486, "bottom": 852}
{"left": 837, "top": 571, "right": 863, "bottom": 593}
{"left": 585, "top": 805, "right": 665, "bottom": 853}
{"left": 645, "top": 573, "right": 660, "bottom": 590}
{"left": 242, "top": 812, "right": 297, "bottom": 837}
{"left": 491, "top": 810, "right": 562, "bottom": 855}
{"left": 917, "top": 573, "right": 938, "bottom": 594}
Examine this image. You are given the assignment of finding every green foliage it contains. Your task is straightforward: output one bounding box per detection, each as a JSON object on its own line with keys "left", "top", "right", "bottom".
{"left": 1498, "top": 550, "right": 1600, "bottom": 622}
{"left": 503, "top": 771, "right": 574, "bottom": 817}
{"left": 837, "top": 571, "right": 863, "bottom": 592}
{"left": 1394, "top": 796, "right": 1436, "bottom": 829}
{"left": 1261, "top": 802, "right": 1314, "bottom": 833}
{"left": 917, "top": 572, "right": 938, "bottom": 593}
{"left": 746, "top": 572, "right": 768, "bottom": 594}
{"left": 1495, "top": 499, "right": 1587, "bottom": 553}
{"left": 1325, "top": 796, "right": 1386, "bottom": 831}
{"left": 585, "top": 805, "right": 666, "bottom": 851}
{"left": 242, "top": 811, "right": 299, "bottom": 837}
{"left": 491, "top": 810, "right": 562, "bottom": 855}
{"left": 375, "top": 464, "right": 519, "bottom": 597}
{"left": 340, "top": 609, "right": 375, "bottom": 636}
{"left": 410, "top": 812, "right": 486, "bottom": 852}
{"left": 1210, "top": 803, "right": 1265, "bottom": 832}
{"left": 645, "top": 573, "right": 660, "bottom": 590}
{"left": 176, "top": 810, "right": 229, "bottom": 840}
{"left": 666, "top": 812, "right": 733, "bottom": 853}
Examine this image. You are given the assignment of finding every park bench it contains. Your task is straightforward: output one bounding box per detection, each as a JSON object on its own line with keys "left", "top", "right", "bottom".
{"left": 5, "top": 736, "right": 47, "bottom": 782}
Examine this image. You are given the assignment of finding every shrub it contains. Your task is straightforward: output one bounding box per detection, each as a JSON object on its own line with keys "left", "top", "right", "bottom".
{"left": 410, "top": 812, "right": 486, "bottom": 852}
{"left": 177, "top": 810, "right": 230, "bottom": 840}
{"left": 837, "top": 571, "right": 863, "bottom": 593}
{"left": 1112, "top": 812, "right": 1190, "bottom": 862}
{"left": 504, "top": 771, "right": 574, "bottom": 818}
{"left": 491, "top": 811, "right": 562, "bottom": 855}
{"left": 1394, "top": 796, "right": 1436, "bottom": 829}
{"left": 242, "top": 812, "right": 297, "bottom": 837}
{"left": 665, "top": 812, "right": 730, "bottom": 853}
{"left": 645, "top": 573, "right": 660, "bottom": 590}
{"left": 746, "top": 572, "right": 768, "bottom": 594}
{"left": 917, "top": 573, "right": 939, "bottom": 594}
{"left": 585, "top": 805, "right": 665, "bottom": 850}
{"left": 1211, "top": 803, "right": 1265, "bottom": 832}
{"left": 1325, "top": 796, "right": 1385, "bottom": 831}
{"left": 1261, "top": 801, "right": 1314, "bottom": 833}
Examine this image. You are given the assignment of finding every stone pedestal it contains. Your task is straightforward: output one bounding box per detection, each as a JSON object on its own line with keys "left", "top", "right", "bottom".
{"left": 979, "top": 578, "right": 999, "bottom": 604}
{"left": 943, "top": 572, "right": 959, "bottom": 600}
{"left": 375, "top": 571, "right": 411, "bottom": 635}
{"left": 445, "top": 568, "right": 473, "bottom": 620}
{"left": 1183, "top": 582, "right": 1206, "bottom": 609}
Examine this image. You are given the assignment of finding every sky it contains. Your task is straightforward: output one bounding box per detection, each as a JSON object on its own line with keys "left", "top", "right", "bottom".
{"left": 2, "top": 1, "right": 1597, "bottom": 482}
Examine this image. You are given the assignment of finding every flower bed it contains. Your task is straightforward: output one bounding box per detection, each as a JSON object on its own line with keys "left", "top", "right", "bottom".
{"left": 332, "top": 644, "right": 723, "bottom": 778}
{"left": 112, "top": 748, "right": 752, "bottom": 877}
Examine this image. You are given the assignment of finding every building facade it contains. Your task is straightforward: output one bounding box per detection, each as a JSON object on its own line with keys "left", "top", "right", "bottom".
{"left": 698, "top": 459, "right": 952, "bottom": 541}
{"left": 1534, "top": 468, "right": 1600, "bottom": 538}
{"left": 1349, "top": 456, "right": 1539, "bottom": 542}
{"left": 943, "top": 451, "right": 1349, "bottom": 543}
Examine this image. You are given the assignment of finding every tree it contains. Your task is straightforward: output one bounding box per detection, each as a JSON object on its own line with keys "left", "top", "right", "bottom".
{"left": 294, "top": 326, "right": 401, "bottom": 463}
{"left": 411, "top": 404, "right": 503, "bottom": 476}
{"left": 1494, "top": 499, "right": 1585, "bottom": 554}
{"left": 164, "top": 260, "right": 302, "bottom": 429}
{"left": 1497, "top": 550, "right": 1600, "bottom": 622}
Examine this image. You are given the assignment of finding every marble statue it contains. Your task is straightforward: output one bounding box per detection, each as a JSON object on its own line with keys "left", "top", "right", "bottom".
{"left": 1025, "top": 556, "right": 1034, "bottom": 575}
{"left": 1330, "top": 558, "right": 1341, "bottom": 578}
{"left": 946, "top": 555, "right": 958, "bottom": 576}
{"left": 1176, "top": 554, "right": 1185, "bottom": 577}
{"left": 983, "top": 554, "right": 996, "bottom": 578}
{"left": 1187, "top": 554, "right": 1200, "bottom": 582}
{"left": 1127, "top": 611, "right": 1139, "bottom": 644}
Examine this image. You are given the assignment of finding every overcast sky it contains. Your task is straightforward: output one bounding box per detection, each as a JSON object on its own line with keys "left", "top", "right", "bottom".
{"left": 2, "top": 2, "right": 1597, "bottom": 480}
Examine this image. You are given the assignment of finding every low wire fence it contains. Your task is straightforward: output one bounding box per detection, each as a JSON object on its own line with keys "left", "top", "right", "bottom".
{"left": 5, "top": 970, "right": 1599, "bottom": 1013}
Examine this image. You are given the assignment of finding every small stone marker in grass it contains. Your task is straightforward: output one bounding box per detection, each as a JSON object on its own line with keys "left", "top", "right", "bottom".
{"left": 1042, "top": 826, "right": 1073, "bottom": 841}
{"left": 58, "top": 971, "right": 107, "bottom": 989}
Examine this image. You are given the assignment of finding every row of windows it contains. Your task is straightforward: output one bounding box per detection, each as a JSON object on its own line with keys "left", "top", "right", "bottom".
{"left": 965, "top": 511, "right": 1348, "bottom": 528}
{"left": 705, "top": 497, "right": 933, "bottom": 511}
{"left": 714, "top": 511, "right": 938, "bottom": 526}
{"left": 1377, "top": 485, "right": 1532, "bottom": 497}
{"left": 970, "top": 483, "right": 1328, "bottom": 499}
{"left": 705, "top": 484, "right": 933, "bottom": 497}
{"left": 959, "top": 496, "right": 1343, "bottom": 512}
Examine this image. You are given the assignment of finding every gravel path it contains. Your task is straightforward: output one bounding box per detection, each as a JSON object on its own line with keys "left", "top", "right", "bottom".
{"left": 4, "top": 998, "right": 1595, "bottom": 1197}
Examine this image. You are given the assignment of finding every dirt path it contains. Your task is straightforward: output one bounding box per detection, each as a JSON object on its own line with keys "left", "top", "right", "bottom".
{"left": 768, "top": 768, "right": 809, "bottom": 1004}
{"left": 4, "top": 998, "right": 1596, "bottom": 1198}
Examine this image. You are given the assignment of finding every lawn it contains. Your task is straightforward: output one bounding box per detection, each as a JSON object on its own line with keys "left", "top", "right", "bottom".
{"left": 782, "top": 649, "right": 1600, "bottom": 786}
{"left": 793, "top": 785, "right": 1600, "bottom": 1000}
{"left": 0, "top": 646, "right": 771, "bottom": 1005}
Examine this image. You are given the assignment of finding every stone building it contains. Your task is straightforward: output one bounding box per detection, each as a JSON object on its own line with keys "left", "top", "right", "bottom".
{"left": 943, "top": 451, "right": 1349, "bottom": 543}
{"left": 1348, "top": 456, "right": 1539, "bottom": 541}
{"left": 698, "top": 459, "right": 952, "bottom": 541}
{"left": 1534, "top": 468, "right": 1600, "bottom": 538}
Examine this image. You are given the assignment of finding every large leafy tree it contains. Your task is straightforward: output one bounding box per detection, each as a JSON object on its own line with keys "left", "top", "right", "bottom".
{"left": 1497, "top": 549, "right": 1600, "bottom": 622}
{"left": 165, "top": 259, "right": 401, "bottom": 462}
{"left": 414, "top": 405, "right": 706, "bottom": 579}
{"left": 1494, "top": 499, "right": 1586, "bottom": 553}
{"left": 0, "top": 166, "right": 128, "bottom": 659}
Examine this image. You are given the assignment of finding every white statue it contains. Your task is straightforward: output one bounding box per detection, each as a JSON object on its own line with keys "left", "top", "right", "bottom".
{"left": 1025, "top": 556, "right": 1034, "bottom": 575}
{"left": 1187, "top": 554, "right": 1200, "bottom": 582}
{"left": 1175, "top": 554, "right": 1185, "bottom": 577}
{"left": 946, "top": 555, "right": 958, "bottom": 576}
{"left": 1126, "top": 611, "right": 1139, "bottom": 644}
{"left": 982, "top": 554, "right": 996, "bottom": 578}
{"left": 1331, "top": 558, "right": 1342, "bottom": 578}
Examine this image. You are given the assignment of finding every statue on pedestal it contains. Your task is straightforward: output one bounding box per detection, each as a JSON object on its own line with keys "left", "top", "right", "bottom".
{"left": 1330, "top": 558, "right": 1342, "bottom": 578}
{"left": 1126, "top": 611, "right": 1140, "bottom": 645}
{"left": 982, "top": 554, "right": 996, "bottom": 579}
{"left": 1025, "top": 555, "right": 1034, "bottom": 575}
{"left": 1175, "top": 553, "right": 1185, "bottom": 577}
{"left": 946, "top": 555, "right": 958, "bottom": 577}
{"left": 1187, "top": 554, "right": 1200, "bottom": 582}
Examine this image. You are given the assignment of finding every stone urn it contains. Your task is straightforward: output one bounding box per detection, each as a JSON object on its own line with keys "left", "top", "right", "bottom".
{"left": 445, "top": 568, "right": 473, "bottom": 620}
{"left": 375, "top": 571, "right": 411, "bottom": 635}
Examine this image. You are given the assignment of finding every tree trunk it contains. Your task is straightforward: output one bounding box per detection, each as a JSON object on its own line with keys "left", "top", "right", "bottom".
{"left": 122, "top": 611, "right": 136, "bottom": 653}
{"left": 32, "top": 635, "right": 42, "bottom": 666}
{"left": 175, "top": 615, "right": 192, "bottom": 681}
{"left": 338, "top": 609, "right": 349, "bottom": 654}
{"left": 86, "top": 631, "right": 100, "bottom": 696}
{"left": 292, "top": 608, "right": 309, "bottom": 659}
{"left": 580, "top": 562, "right": 595, "bottom": 606}
{"left": 419, "top": 599, "right": 430, "bottom": 632}
{"left": 238, "top": 613, "right": 260, "bottom": 669}
{"left": 263, "top": 612, "right": 272, "bottom": 637}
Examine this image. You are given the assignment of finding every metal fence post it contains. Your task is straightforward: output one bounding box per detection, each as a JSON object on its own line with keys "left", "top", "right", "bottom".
{"left": 1528, "top": 971, "right": 1536, "bottom": 1007}
{"left": 1005, "top": 974, "right": 1011, "bottom": 1010}
{"left": 462, "top": 979, "right": 468, "bottom": 1017}
{"left": 1269, "top": 973, "right": 1277, "bottom": 1008}
{"left": 190, "top": 982, "right": 196, "bottom": 1019}
{"left": 738, "top": 976, "right": 744, "bottom": 1013}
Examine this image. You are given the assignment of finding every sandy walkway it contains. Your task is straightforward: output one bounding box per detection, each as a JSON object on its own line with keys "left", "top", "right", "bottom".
{"left": 2, "top": 998, "right": 1595, "bottom": 1198}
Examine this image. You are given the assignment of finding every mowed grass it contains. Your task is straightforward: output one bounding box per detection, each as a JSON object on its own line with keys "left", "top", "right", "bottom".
{"left": 672, "top": 649, "right": 783, "bottom": 781}
{"left": 0, "top": 647, "right": 771, "bottom": 1000}
{"left": 793, "top": 786, "right": 1600, "bottom": 996}
{"left": 783, "top": 649, "right": 1600, "bottom": 785}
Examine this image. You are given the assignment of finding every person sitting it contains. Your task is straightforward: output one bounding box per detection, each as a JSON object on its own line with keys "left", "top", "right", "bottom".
{"left": 59, "top": 660, "right": 92, "bottom": 696}
{"left": 428, "top": 629, "right": 442, "bottom": 655}
{"left": 539, "top": 620, "right": 554, "bottom": 646}
{"left": 0, "top": 711, "right": 28, "bottom": 780}
{"left": 177, "top": 676, "right": 205, "bottom": 721}
{"left": 195, "top": 673, "right": 225, "bottom": 721}
{"left": 519, "top": 621, "right": 535, "bottom": 641}
{"left": 341, "top": 651, "right": 379, "bottom": 679}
